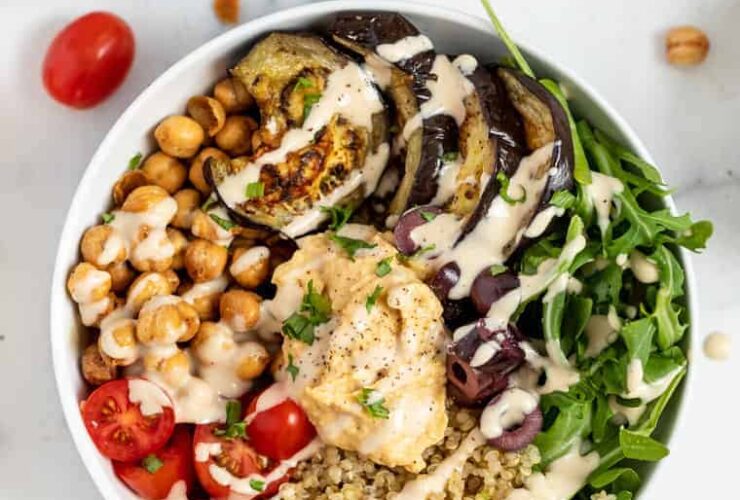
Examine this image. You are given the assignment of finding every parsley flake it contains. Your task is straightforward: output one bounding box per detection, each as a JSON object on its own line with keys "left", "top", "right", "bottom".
{"left": 294, "top": 76, "right": 313, "bottom": 91}
{"left": 397, "top": 244, "right": 436, "bottom": 262}
{"left": 420, "top": 211, "right": 437, "bottom": 223}
{"left": 209, "top": 213, "right": 236, "bottom": 231}
{"left": 249, "top": 479, "right": 266, "bottom": 492}
{"left": 375, "top": 257, "right": 392, "bottom": 277}
{"left": 201, "top": 197, "right": 217, "bottom": 212}
{"left": 320, "top": 205, "right": 353, "bottom": 231}
{"left": 330, "top": 234, "right": 377, "bottom": 260}
{"left": 286, "top": 354, "right": 299, "bottom": 382}
{"left": 101, "top": 212, "right": 115, "bottom": 224}
{"left": 213, "top": 400, "right": 246, "bottom": 439}
{"left": 127, "top": 152, "right": 143, "bottom": 171}
{"left": 245, "top": 182, "right": 265, "bottom": 199}
{"left": 489, "top": 264, "right": 508, "bottom": 276}
{"left": 282, "top": 280, "right": 332, "bottom": 345}
{"left": 357, "top": 388, "right": 390, "bottom": 419}
{"left": 141, "top": 454, "right": 163, "bottom": 474}
{"left": 441, "top": 151, "right": 459, "bottom": 162}
{"left": 497, "top": 171, "right": 526, "bottom": 204}
{"left": 303, "top": 93, "right": 321, "bottom": 121}
{"left": 366, "top": 285, "right": 383, "bottom": 313}
{"left": 549, "top": 190, "right": 576, "bottom": 210}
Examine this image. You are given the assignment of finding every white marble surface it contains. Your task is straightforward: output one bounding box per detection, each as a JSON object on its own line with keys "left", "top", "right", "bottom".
{"left": 0, "top": 0, "right": 737, "bottom": 498}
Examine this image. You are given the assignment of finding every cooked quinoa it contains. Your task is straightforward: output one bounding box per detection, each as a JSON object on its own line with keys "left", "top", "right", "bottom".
{"left": 277, "top": 404, "right": 541, "bottom": 500}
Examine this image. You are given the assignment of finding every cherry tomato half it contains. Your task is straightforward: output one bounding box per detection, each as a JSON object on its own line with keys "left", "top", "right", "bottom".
{"left": 42, "top": 11, "right": 134, "bottom": 109}
{"left": 113, "top": 426, "right": 194, "bottom": 500}
{"left": 81, "top": 379, "right": 175, "bottom": 462}
{"left": 246, "top": 389, "right": 316, "bottom": 461}
{"left": 193, "top": 423, "right": 263, "bottom": 499}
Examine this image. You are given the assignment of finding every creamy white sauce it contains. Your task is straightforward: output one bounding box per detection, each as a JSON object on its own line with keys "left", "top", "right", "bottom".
{"left": 608, "top": 396, "right": 646, "bottom": 427}
{"left": 452, "top": 54, "right": 478, "bottom": 76}
{"left": 507, "top": 441, "right": 599, "bottom": 500}
{"left": 376, "top": 34, "right": 433, "bottom": 63}
{"left": 393, "top": 429, "right": 485, "bottom": 500}
{"left": 628, "top": 250, "right": 659, "bottom": 284}
{"left": 375, "top": 167, "right": 400, "bottom": 198}
{"left": 624, "top": 359, "right": 681, "bottom": 403}
{"left": 230, "top": 246, "right": 270, "bottom": 276}
{"left": 244, "top": 382, "right": 292, "bottom": 425}
{"left": 99, "top": 316, "right": 138, "bottom": 362}
{"left": 197, "top": 206, "right": 235, "bottom": 247}
{"left": 128, "top": 379, "right": 172, "bottom": 416}
{"left": 79, "top": 296, "right": 111, "bottom": 326}
{"left": 703, "top": 332, "right": 731, "bottom": 361}
{"left": 586, "top": 172, "right": 623, "bottom": 235}
{"left": 430, "top": 156, "right": 463, "bottom": 206}
{"left": 70, "top": 267, "right": 110, "bottom": 303}
{"left": 98, "top": 232, "right": 125, "bottom": 267}
{"left": 195, "top": 442, "right": 222, "bottom": 462}
{"left": 181, "top": 275, "right": 229, "bottom": 304}
{"left": 215, "top": 62, "right": 386, "bottom": 238}
{"left": 402, "top": 55, "right": 475, "bottom": 140}
{"left": 584, "top": 306, "right": 621, "bottom": 358}
{"left": 164, "top": 480, "right": 188, "bottom": 500}
{"left": 480, "top": 388, "right": 539, "bottom": 439}
{"left": 109, "top": 197, "right": 178, "bottom": 264}
{"left": 470, "top": 339, "right": 501, "bottom": 368}
{"left": 363, "top": 53, "right": 393, "bottom": 89}
{"left": 525, "top": 206, "right": 565, "bottom": 238}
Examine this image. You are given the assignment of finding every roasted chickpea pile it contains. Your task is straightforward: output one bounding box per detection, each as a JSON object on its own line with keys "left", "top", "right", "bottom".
{"left": 68, "top": 77, "right": 278, "bottom": 405}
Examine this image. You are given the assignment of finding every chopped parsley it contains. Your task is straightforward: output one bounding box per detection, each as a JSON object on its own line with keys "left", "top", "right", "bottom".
{"left": 101, "top": 212, "right": 115, "bottom": 224}
{"left": 303, "top": 93, "right": 322, "bottom": 121}
{"left": 365, "top": 285, "right": 383, "bottom": 313}
{"left": 398, "top": 244, "right": 436, "bottom": 262}
{"left": 201, "top": 197, "right": 217, "bottom": 212}
{"left": 286, "top": 353, "right": 299, "bottom": 382}
{"left": 245, "top": 181, "right": 265, "bottom": 199}
{"left": 213, "top": 400, "right": 246, "bottom": 439}
{"left": 127, "top": 152, "right": 143, "bottom": 171}
{"left": 282, "top": 280, "right": 331, "bottom": 345}
{"left": 320, "top": 205, "right": 353, "bottom": 231}
{"left": 375, "top": 257, "right": 392, "bottom": 277}
{"left": 141, "top": 454, "right": 163, "bottom": 474}
{"left": 209, "top": 213, "right": 236, "bottom": 231}
{"left": 357, "top": 388, "right": 390, "bottom": 419}
{"left": 294, "top": 76, "right": 313, "bottom": 90}
{"left": 441, "top": 151, "right": 459, "bottom": 162}
{"left": 329, "top": 234, "right": 377, "bottom": 260}
{"left": 489, "top": 264, "right": 508, "bottom": 276}
{"left": 249, "top": 479, "right": 265, "bottom": 492}
{"left": 549, "top": 190, "right": 576, "bottom": 210}
{"left": 497, "top": 171, "right": 526, "bottom": 204}
{"left": 420, "top": 210, "right": 437, "bottom": 222}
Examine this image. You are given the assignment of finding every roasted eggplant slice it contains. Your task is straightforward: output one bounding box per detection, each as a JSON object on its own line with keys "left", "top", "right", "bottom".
{"left": 206, "top": 33, "right": 388, "bottom": 237}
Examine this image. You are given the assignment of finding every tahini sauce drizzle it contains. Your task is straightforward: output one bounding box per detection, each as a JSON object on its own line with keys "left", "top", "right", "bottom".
{"left": 585, "top": 172, "right": 623, "bottom": 235}
{"left": 376, "top": 34, "right": 433, "bottom": 63}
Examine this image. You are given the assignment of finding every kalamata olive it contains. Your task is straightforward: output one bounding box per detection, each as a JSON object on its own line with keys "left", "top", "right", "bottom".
{"left": 486, "top": 404, "right": 543, "bottom": 452}
{"left": 429, "top": 262, "right": 460, "bottom": 299}
{"left": 471, "top": 268, "right": 520, "bottom": 315}
{"left": 393, "top": 206, "right": 441, "bottom": 254}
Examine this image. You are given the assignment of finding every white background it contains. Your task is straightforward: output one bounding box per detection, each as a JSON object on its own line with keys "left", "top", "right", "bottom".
{"left": 0, "top": 0, "right": 738, "bottom": 498}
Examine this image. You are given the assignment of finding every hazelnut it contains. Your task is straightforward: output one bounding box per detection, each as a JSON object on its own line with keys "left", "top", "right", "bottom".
{"left": 666, "top": 26, "right": 709, "bottom": 66}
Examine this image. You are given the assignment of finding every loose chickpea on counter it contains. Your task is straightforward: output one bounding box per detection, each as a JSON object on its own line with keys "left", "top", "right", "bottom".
{"left": 666, "top": 25, "right": 710, "bottom": 66}
{"left": 154, "top": 115, "right": 205, "bottom": 158}
{"left": 140, "top": 152, "right": 187, "bottom": 194}
{"left": 189, "top": 147, "right": 229, "bottom": 195}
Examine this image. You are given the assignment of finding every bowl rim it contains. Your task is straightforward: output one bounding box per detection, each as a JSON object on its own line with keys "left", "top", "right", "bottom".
{"left": 50, "top": 1, "right": 698, "bottom": 498}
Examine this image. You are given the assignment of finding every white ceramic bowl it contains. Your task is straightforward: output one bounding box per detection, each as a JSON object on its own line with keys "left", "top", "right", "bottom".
{"left": 51, "top": 1, "right": 697, "bottom": 498}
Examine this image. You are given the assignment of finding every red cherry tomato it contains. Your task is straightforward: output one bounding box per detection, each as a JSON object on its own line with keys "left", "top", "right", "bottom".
{"left": 246, "top": 390, "right": 316, "bottom": 461}
{"left": 81, "top": 379, "right": 175, "bottom": 462}
{"left": 113, "top": 426, "right": 194, "bottom": 500}
{"left": 42, "top": 11, "right": 134, "bottom": 108}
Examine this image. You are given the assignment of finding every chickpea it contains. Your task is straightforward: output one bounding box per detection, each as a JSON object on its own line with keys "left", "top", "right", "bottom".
{"left": 189, "top": 147, "right": 229, "bottom": 195}
{"left": 81, "top": 225, "right": 127, "bottom": 268}
{"left": 213, "top": 77, "right": 253, "bottom": 113}
{"left": 184, "top": 239, "right": 228, "bottom": 283}
{"left": 178, "top": 281, "right": 223, "bottom": 321}
{"left": 67, "top": 263, "right": 111, "bottom": 304}
{"left": 666, "top": 26, "right": 709, "bottom": 66}
{"left": 215, "top": 116, "right": 257, "bottom": 155}
{"left": 220, "top": 290, "right": 261, "bottom": 332}
{"left": 121, "top": 185, "right": 173, "bottom": 214}
{"left": 141, "top": 152, "right": 187, "bottom": 194}
{"left": 126, "top": 272, "right": 177, "bottom": 313}
{"left": 192, "top": 322, "right": 235, "bottom": 364}
{"left": 79, "top": 292, "right": 116, "bottom": 327}
{"left": 129, "top": 227, "right": 174, "bottom": 273}
{"left": 230, "top": 246, "right": 270, "bottom": 290}
{"left": 112, "top": 170, "right": 149, "bottom": 207}
{"left": 154, "top": 115, "right": 205, "bottom": 158}
{"left": 188, "top": 96, "right": 227, "bottom": 136}
{"left": 81, "top": 343, "right": 117, "bottom": 385}
{"left": 98, "top": 317, "right": 138, "bottom": 365}
{"left": 163, "top": 269, "right": 181, "bottom": 292}
{"left": 107, "top": 261, "right": 136, "bottom": 292}
{"left": 235, "top": 341, "right": 270, "bottom": 380}
{"left": 144, "top": 349, "right": 191, "bottom": 389}
{"left": 270, "top": 350, "right": 285, "bottom": 378}
{"left": 172, "top": 189, "right": 201, "bottom": 229}
{"left": 167, "top": 228, "right": 188, "bottom": 270}
{"left": 137, "top": 296, "right": 201, "bottom": 345}
{"left": 191, "top": 209, "right": 234, "bottom": 244}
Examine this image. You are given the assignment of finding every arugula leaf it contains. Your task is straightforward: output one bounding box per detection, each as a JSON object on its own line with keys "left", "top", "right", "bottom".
{"left": 141, "top": 454, "right": 163, "bottom": 474}
{"left": 489, "top": 264, "right": 508, "bottom": 276}
{"left": 365, "top": 285, "right": 383, "bottom": 313}
{"left": 549, "top": 190, "right": 576, "bottom": 210}
{"left": 286, "top": 353, "right": 299, "bottom": 382}
{"left": 101, "top": 212, "right": 115, "bottom": 224}
{"left": 534, "top": 397, "right": 592, "bottom": 467}
{"left": 357, "top": 388, "right": 390, "bottom": 419}
{"left": 320, "top": 205, "right": 353, "bottom": 231}
{"left": 376, "top": 257, "right": 392, "bottom": 277}
{"left": 589, "top": 467, "right": 641, "bottom": 491}
{"left": 303, "top": 93, "right": 321, "bottom": 120}
{"left": 209, "top": 213, "right": 236, "bottom": 231}
{"left": 563, "top": 295, "right": 592, "bottom": 356}
{"left": 592, "top": 395, "right": 614, "bottom": 444}
{"left": 497, "top": 171, "right": 526, "bottom": 204}
{"left": 330, "top": 234, "right": 377, "bottom": 260}
{"left": 650, "top": 246, "right": 685, "bottom": 298}
{"left": 635, "top": 365, "right": 686, "bottom": 435}
{"left": 643, "top": 347, "right": 685, "bottom": 382}
{"left": 620, "top": 317, "right": 655, "bottom": 366}
{"left": 619, "top": 429, "right": 669, "bottom": 461}
{"left": 420, "top": 210, "right": 437, "bottom": 222}
{"left": 520, "top": 234, "right": 561, "bottom": 275}
{"left": 543, "top": 289, "right": 568, "bottom": 366}
{"left": 245, "top": 182, "right": 265, "bottom": 199}
{"left": 593, "top": 128, "right": 663, "bottom": 185}
{"left": 479, "top": 0, "right": 535, "bottom": 77}
{"left": 652, "top": 287, "right": 687, "bottom": 350}
{"left": 127, "top": 152, "right": 143, "bottom": 171}
{"left": 585, "top": 264, "right": 623, "bottom": 306}
{"left": 669, "top": 220, "right": 713, "bottom": 251}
